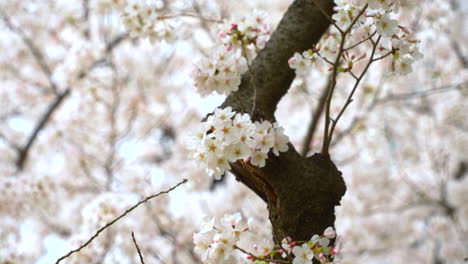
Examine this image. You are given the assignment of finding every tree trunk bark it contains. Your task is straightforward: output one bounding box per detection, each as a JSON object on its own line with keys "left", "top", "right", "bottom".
{"left": 220, "top": 0, "right": 347, "bottom": 244}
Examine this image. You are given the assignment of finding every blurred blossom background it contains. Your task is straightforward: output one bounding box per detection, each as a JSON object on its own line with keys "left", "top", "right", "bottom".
{"left": 0, "top": 0, "right": 467, "bottom": 263}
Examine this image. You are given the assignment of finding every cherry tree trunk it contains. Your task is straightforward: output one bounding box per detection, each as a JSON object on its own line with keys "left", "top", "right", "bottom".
{"left": 220, "top": 0, "right": 347, "bottom": 243}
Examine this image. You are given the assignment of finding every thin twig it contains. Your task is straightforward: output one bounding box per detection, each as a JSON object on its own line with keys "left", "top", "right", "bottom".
{"left": 371, "top": 50, "right": 392, "bottom": 62}
{"left": 330, "top": 81, "right": 466, "bottom": 147}
{"left": 55, "top": 179, "right": 187, "bottom": 264}
{"left": 16, "top": 89, "right": 71, "bottom": 170}
{"left": 343, "top": 31, "right": 376, "bottom": 51}
{"left": 157, "top": 13, "right": 222, "bottom": 23}
{"left": 82, "top": 0, "right": 90, "bottom": 38}
{"left": 320, "top": 4, "right": 368, "bottom": 155}
{"left": 192, "top": 1, "right": 217, "bottom": 43}
{"left": 327, "top": 35, "right": 381, "bottom": 144}
{"left": 376, "top": 82, "right": 467, "bottom": 104}
{"left": 234, "top": 245, "right": 289, "bottom": 264}
{"left": 1, "top": 11, "right": 58, "bottom": 94}
{"left": 13, "top": 33, "right": 127, "bottom": 171}
{"left": 310, "top": 0, "right": 344, "bottom": 34}
{"left": 301, "top": 75, "right": 332, "bottom": 156}
{"left": 132, "top": 231, "right": 146, "bottom": 264}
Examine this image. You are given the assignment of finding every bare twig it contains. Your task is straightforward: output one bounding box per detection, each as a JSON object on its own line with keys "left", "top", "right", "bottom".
{"left": 191, "top": 2, "right": 216, "bottom": 43}
{"left": 371, "top": 50, "right": 392, "bottom": 62}
{"left": 157, "top": 13, "right": 222, "bottom": 23}
{"left": 375, "top": 82, "right": 467, "bottom": 104}
{"left": 0, "top": 131, "right": 20, "bottom": 150}
{"left": 234, "top": 245, "right": 289, "bottom": 264}
{"left": 310, "top": 0, "right": 344, "bottom": 34}
{"left": 55, "top": 179, "right": 187, "bottom": 264}
{"left": 319, "top": 4, "right": 368, "bottom": 155}
{"left": 1, "top": 11, "right": 58, "bottom": 94}
{"left": 16, "top": 89, "right": 70, "bottom": 170}
{"left": 132, "top": 231, "right": 146, "bottom": 264}
{"left": 327, "top": 35, "right": 381, "bottom": 144}
{"left": 82, "top": 0, "right": 90, "bottom": 38}
{"left": 343, "top": 31, "right": 376, "bottom": 51}
{"left": 451, "top": 40, "right": 467, "bottom": 68}
{"left": 14, "top": 33, "right": 127, "bottom": 171}
{"left": 301, "top": 76, "right": 332, "bottom": 156}
{"left": 331, "top": 82, "right": 467, "bottom": 147}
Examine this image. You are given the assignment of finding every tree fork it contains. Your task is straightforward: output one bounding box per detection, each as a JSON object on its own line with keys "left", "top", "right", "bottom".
{"left": 219, "top": 0, "right": 347, "bottom": 244}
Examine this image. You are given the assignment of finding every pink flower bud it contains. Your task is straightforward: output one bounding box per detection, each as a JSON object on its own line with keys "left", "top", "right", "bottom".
{"left": 218, "top": 31, "right": 227, "bottom": 38}
{"left": 399, "top": 25, "right": 410, "bottom": 34}
{"left": 332, "top": 247, "right": 339, "bottom": 255}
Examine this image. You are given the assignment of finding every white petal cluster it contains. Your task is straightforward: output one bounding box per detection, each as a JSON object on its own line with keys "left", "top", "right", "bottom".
{"left": 121, "top": 0, "right": 176, "bottom": 42}
{"left": 0, "top": 175, "right": 56, "bottom": 215}
{"left": 93, "top": 0, "right": 126, "bottom": 13}
{"left": 288, "top": 0, "right": 422, "bottom": 76}
{"left": 288, "top": 52, "right": 313, "bottom": 75}
{"left": 193, "top": 213, "right": 249, "bottom": 264}
{"left": 218, "top": 10, "right": 271, "bottom": 53}
{"left": 375, "top": 14, "right": 399, "bottom": 37}
{"left": 387, "top": 32, "right": 422, "bottom": 75}
{"left": 187, "top": 107, "right": 289, "bottom": 179}
{"left": 191, "top": 10, "right": 271, "bottom": 97}
{"left": 291, "top": 227, "right": 337, "bottom": 264}
{"left": 191, "top": 48, "right": 247, "bottom": 96}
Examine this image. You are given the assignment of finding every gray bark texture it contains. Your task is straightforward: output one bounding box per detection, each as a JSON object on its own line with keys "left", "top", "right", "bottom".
{"left": 220, "top": 0, "right": 347, "bottom": 245}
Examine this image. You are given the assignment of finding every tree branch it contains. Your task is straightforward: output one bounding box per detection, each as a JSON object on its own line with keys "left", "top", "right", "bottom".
{"left": 221, "top": 0, "right": 335, "bottom": 121}
{"left": 131, "top": 231, "right": 146, "bottom": 264}
{"left": 14, "top": 33, "right": 128, "bottom": 171}
{"left": 16, "top": 89, "right": 70, "bottom": 170}
{"left": 375, "top": 81, "right": 467, "bottom": 104}
{"left": 301, "top": 76, "right": 332, "bottom": 156}
{"left": 218, "top": 0, "right": 346, "bottom": 246}
{"left": 1, "top": 11, "right": 58, "bottom": 94}
{"left": 55, "top": 179, "right": 187, "bottom": 264}
{"left": 330, "top": 82, "right": 466, "bottom": 147}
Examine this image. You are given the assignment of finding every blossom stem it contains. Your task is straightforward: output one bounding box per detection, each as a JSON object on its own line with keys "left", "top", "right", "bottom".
{"left": 233, "top": 245, "right": 289, "bottom": 264}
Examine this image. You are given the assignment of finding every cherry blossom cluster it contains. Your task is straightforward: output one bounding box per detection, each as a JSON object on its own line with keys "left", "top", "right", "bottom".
{"left": 218, "top": 10, "right": 271, "bottom": 54}
{"left": 289, "top": 0, "right": 422, "bottom": 75}
{"left": 193, "top": 215, "right": 339, "bottom": 264}
{"left": 0, "top": 175, "right": 56, "bottom": 215}
{"left": 289, "top": 227, "right": 338, "bottom": 264}
{"left": 193, "top": 213, "right": 250, "bottom": 263}
{"left": 93, "top": 0, "right": 126, "bottom": 12}
{"left": 191, "top": 11, "right": 271, "bottom": 97}
{"left": 246, "top": 227, "right": 338, "bottom": 264}
{"left": 191, "top": 48, "right": 247, "bottom": 96}
{"left": 121, "top": 0, "right": 175, "bottom": 42}
{"left": 187, "top": 107, "right": 289, "bottom": 179}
